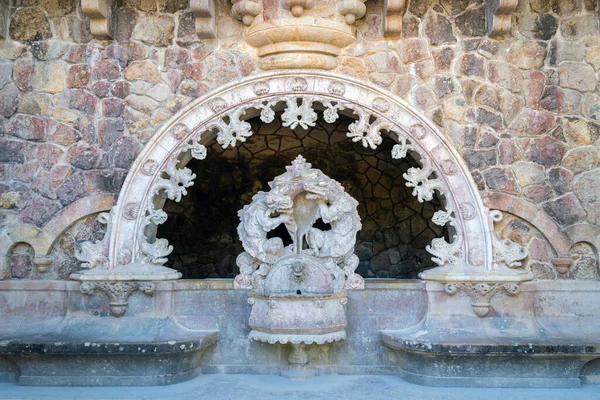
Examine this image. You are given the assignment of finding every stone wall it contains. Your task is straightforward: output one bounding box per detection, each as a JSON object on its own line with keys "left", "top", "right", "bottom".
{"left": 158, "top": 116, "right": 447, "bottom": 279}
{"left": 0, "top": 0, "right": 599, "bottom": 278}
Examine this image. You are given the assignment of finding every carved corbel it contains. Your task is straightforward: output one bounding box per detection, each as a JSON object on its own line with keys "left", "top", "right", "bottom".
{"left": 81, "top": 0, "right": 115, "bottom": 39}
{"left": 282, "top": 0, "right": 315, "bottom": 17}
{"left": 191, "top": 0, "right": 216, "bottom": 39}
{"left": 80, "top": 281, "right": 155, "bottom": 317}
{"left": 383, "top": 0, "right": 406, "bottom": 37}
{"left": 444, "top": 282, "right": 520, "bottom": 317}
{"left": 487, "top": 0, "right": 519, "bottom": 37}
{"left": 337, "top": 0, "right": 366, "bottom": 25}
{"left": 231, "top": 0, "right": 263, "bottom": 26}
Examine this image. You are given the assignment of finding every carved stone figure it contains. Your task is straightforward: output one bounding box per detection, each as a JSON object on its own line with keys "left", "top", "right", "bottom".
{"left": 235, "top": 155, "right": 362, "bottom": 376}
{"left": 235, "top": 155, "right": 364, "bottom": 291}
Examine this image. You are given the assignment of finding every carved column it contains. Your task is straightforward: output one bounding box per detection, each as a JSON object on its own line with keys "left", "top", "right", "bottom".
{"left": 81, "top": 0, "right": 115, "bottom": 39}
{"left": 487, "top": 0, "right": 519, "bottom": 37}
{"left": 191, "top": 0, "right": 216, "bottom": 38}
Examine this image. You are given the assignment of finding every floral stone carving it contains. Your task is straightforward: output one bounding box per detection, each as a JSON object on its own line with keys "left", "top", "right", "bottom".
{"left": 235, "top": 155, "right": 362, "bottom": 376}
{"left": 444, "top": 282, "right": 520, "bottom": 317}
{"left": 80, "top": 281, "right": 155, "bottom": 317}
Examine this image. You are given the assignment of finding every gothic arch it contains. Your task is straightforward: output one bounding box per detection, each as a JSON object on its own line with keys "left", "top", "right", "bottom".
{"left": 75, "top": 71, "right": 519, "bottom": 282}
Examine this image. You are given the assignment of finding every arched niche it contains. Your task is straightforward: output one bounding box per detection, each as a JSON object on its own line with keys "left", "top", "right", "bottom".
{"left": 72, "top": 71, "right": 531, "bottom": 283}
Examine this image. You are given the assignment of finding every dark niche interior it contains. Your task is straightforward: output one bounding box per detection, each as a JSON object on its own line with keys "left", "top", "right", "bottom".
{"left": 157, "top": 114, "right": 448, "bottom": 279}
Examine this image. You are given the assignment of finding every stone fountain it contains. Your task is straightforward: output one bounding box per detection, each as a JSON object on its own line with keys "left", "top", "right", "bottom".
{"left": 234, "top": 155, "right": 364, "bottom": 377}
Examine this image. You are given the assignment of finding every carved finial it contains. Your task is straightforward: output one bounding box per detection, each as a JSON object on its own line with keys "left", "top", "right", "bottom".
{"left": 286, "top": 155, "right": 312, "bottom": 172}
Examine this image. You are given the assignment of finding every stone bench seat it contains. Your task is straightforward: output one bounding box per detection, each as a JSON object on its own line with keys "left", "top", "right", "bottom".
{"left": 381, "top": 324, "right": 600, "bottom": 388}
{"left": 0, "top": 316, "right": 218, "bottom": 386}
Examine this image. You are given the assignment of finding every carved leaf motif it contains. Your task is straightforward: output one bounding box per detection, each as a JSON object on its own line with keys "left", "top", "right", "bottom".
{"left": 391, "top": 133, "right": 410, "bottom": 160}
{"left": 403, "top": 159, "right": 443, "bottom": 203}
{"left": 281, "top": 98, "right": 317, "bottom": 129}
{"left": 75, "top": 211, "right": 113, "bottom": 269}
{"left": 213, "top": 108, "right": 253, "bottom": 148}
{"left": 426, "top": 207, "right": 463, "bottom": 267}
{"left": 347, "top": 113, "right": 390, "bottom": 149}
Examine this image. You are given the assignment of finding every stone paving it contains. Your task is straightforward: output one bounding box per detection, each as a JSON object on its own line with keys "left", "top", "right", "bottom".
{"left": 0, "top": 374, "right": 599, "bottom": 400}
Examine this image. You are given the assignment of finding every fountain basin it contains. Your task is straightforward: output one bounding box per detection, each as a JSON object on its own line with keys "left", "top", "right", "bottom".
{"left": 248, "top": 291, "right": 347, "bottom": 345}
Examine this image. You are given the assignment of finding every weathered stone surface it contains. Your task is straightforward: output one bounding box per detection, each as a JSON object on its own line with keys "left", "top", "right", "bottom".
{"left": 506, "top": 40, "right": 548, "bottom": 69}
{"left": 67, "top": 64, "right": 90, "bottom": 88}
{"left": 424, "top": 12, "right": 455, "bottom": 45}
{"left": 38, "top": 144, "right": 64, "bottom": 170}
{"left": 542, "top": 194, "right": 587, "bottom": 227}
{"left": 91, "top": 60, "right": 121, "bottom": 81}
{"left": 124, "top": 60, "right": 161, "bottom": 83}
{"left": 526, "top": 136, "right": 569, "bottom": 167}
{"left": 102, "top": 98, "right": 125, "bottom": 117}
{"left": 32, "top": 61, "right": 66, "bottom": 94}
{"left": 562, "top": 117, "right": 600, "bottom": 146}
{"left": 489, "top": 62, "right": 522, "bottom": 93}
{"left": 509, "top": 109, "right": 555, "bottom": 137}
{"left": 0, "top": 84, "right": 21, "bottom": 117}
{"left": 56, "top": 172, "right": 86, "bottom": 206}
{"left": 465, "top": 107, "right": 502, "bottom": 129}
{"left": 561, "top": 15, "right": 599, "bottom": 40}
{"left": 398, "top": 39, "right": 430, "bottom": 64}
{"left": 461, "top": 149, "right": 497, "bottom": 170}
{"left": 459, "top": 54, "right": 485, "bottom": 78}
{"left": 512, "top": 162, "right": 545, "bottom": 186}
{"left": 484, "top": 167, "right": 519, "bottom": 194}
{"left": 0, "top": 139, "right": 24, "bottom": 163}
{"left": 66, "top": 144, "right": 105, "bottom": 170}
{"left": 5, "top": 115, "right": 47, "bottom": 141}
{"left": 559, "top": 62, "right": 597, "bottom": 92}
{"left": 13, "top": 56, "right": 34, "bottom": 91}
{"left": 574, "top": 169, "right": 600, "bottom": 225}
{"left": 548, "top": 167, "right": 573, "bottom": 195}
{"left": 68, "top": 89, "right": 98, "bottom": 114}
{"left": 10, "top": 7, "right": 52, "bottom": 42}
{"left": 132, "top": 15, "right": 175, "bottom": 47}
{"left": 49, "top": 124, "right": 80, "bottom": 146}
{"left": 110, "top": 137, "right": 141, "bottom": 169}
{"left": 561, "top": 146, "right": 598, "bottom": 174}
{"left": 455, "top": 6, "right": 486, "bottom": 37}
{"left": 20, "top": 195, "right": 60, "bottom": 226}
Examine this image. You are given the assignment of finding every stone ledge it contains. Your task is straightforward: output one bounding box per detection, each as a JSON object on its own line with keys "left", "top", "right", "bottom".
{"left": 0, "top": 316, "right": 217, "bottom": 386}
{"left": 381, "top": 323, "right": 600, "bottom": 388}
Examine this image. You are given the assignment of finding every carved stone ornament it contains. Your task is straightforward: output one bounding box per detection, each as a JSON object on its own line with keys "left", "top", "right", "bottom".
{"left": 337, "top": 0, "right": 367, "bottom": 25}
{"left": 445, "top": 282, "right": 520, "bottom": 317}
{"left": 80, "top": 281, "right": 155, "bottom": 317}
{"left": 231, "top": 0, "right": 263, "bottom": 26}
{"left": 487, "top": 0, "right": 519, "bottom": 37}
{"left": 234, "top": 155, "right": 364, "bottom": 291}
{"left": 81, "top": 0, "right": 115, "bottom": 39}
{"left": 383, "top": 0, "right": 406, "bottom": 37}
{"left": 90, "top": 72, "right": 509, "bottom": 284}
{"left": 74, "top": 211, "right": 113, "bottom": 270}
{"left": 489, "top": 210, "right": 528, "bottom": 271}
{"left": 191, "top": 0, "right": 216, "bottom": 39}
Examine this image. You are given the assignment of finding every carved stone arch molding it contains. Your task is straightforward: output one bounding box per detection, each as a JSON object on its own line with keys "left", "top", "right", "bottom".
{"left": 72, "top": 71, "right": 532, "bottom": 284}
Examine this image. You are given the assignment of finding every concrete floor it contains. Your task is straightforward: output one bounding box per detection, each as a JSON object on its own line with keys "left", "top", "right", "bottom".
{"left": 1, "top": 375, "right": 599, "bottom": 400}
